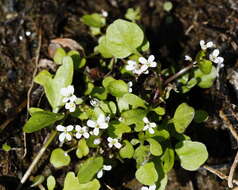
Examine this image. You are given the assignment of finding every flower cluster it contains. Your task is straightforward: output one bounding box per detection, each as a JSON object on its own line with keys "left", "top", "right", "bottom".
{"left": 60, "top": 85, "right": 80, "bottom": 112}
{"left": 143, "top": 117, "right": 157, "bottom": 134}
{"left": 56, "top": 113, "right": 122, "bottom": 149}
{"left": 126, "top": 55, "right": 157, "bottom": 75}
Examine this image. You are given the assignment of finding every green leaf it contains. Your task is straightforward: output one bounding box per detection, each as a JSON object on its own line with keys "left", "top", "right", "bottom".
{"left": 157, "top": 174, "right": 168, "bottom": 190}
{"left": 107, "top": 79, "right": 128, "bottom": 97}
{"left": 102, "top": 76, "right": 116, "bottom": 88}
{"left": 2, "top": 143, "right": 11, "bottom": 152}
{"left": 77, "top": 157, "right": 103, "bottom": 183}
{"left": 161, "top": 147, "right": 174, "bottom": 173}
{"left": 198, "top": 59, "right": 212, "bottom": 74}
{"left": 28, "top": 107, "right": 44, "bottom": 115}
{"left": 135, "top": 162, "right": 158, "bottom": 185}
{"left": 76, "top": 139, "right": 89, "bottom": 159}
{"left": 97, "top": 36, "right": 113, "bottom": 58}
{"left": 50, "top": 148, "right": 71, "bottom": 168}
{"left": 53, "top": 48, "right": 66, "bottom": 65}
{"left": 194, "top": 110, "right": 208, "bottom": 123}
{"left": 31, "top": 175, "right": 45, "bottom": 187}
{"left": 172, "top": 103, "right": 195, "bottom": 133}
{"left": 81, "top": 13, "right": 106, "bottom": 28}
{"left": 108, "top": 121, "right": 131, "bottom": 138}
{"left": 91, "top": 87, "right": 107, "bottom": 100}
{"left": 67, "top": 50, "right": 86, "bottom": 69}
{"left": 119, "top": 140, "right": 134, "bottom": 158}
{"left": 105, "top": 19, "right": 144, "bottom": 58}
{"left": 23, "top": 111, "right": 64, "bottom": 133}
{"left": 163, "top": 1, "right": 173, "bottom": 12}
{"left": 125, "top": 7, "right": 141, "bottom": 22}
{"left": 175, "top": 140, "right": 208, "bottom": 171}
{"left": 47, "top": 175, "right": 56, "bottom": 190}
{"left": 146, "top": 138, "right": 163, "bottom": 156}
{"left": 153, "top": 107, "right": 165, "bottom": 115}
{"left": 63, "top": 172, "right": 100, "bottom": 190}
{"left": 194, "top": 66, "right": 217, "bottom": 88}
{"left": 34, "top": 56, "right": 74, "bottom": 111}
{"left": 99, "top": 101, "right": 117, "bottom": 115}
{"left": 119, "top": 93, "right": 147, "bottom": 109}
{"left": 121, "top": 109, "right": 147, "bottom": 131}
{"left": 133, "top": 145, "right": 150, "bottom": 167}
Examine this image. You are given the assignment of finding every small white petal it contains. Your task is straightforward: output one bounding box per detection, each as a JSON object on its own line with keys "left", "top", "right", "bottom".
{"left": 56, "top": 125, "right": 65, "bottom": 132}
{"left": 87, "top": 120, "right": 96, "bottom": 128}
{"left": 128, "top": 81, "right": 133, "bottom": 87}
{"left": 65, "top": 133, "right": 72, "bottom": 141}
{"left": 69, "top": 95, "right": 77, "bottom": 102}
{"left": 185, "top": 55, "right": 192, "bottom": 61}
{"left": 148, "top": 128, "right": 155, "bottom": 134}
{"left": 150, "top": 123, "right": 156, "bottom": 128}
{"left": 107, "top": 137, "right": 113, "bottom": 142}
{"left": 139, "top": 57, "right": 147, "bottom": 64}
{"left": 97, "top": 114, "right": 105, "bottom": 124}
{"left": 115, "top": 142, "right": 122, "bottom": 149}
{"left": 149, "top": 185, "right": 156, "bottom": 190}
{"left": 97, "top": 170, "right": 103, "bottom": 178}
{"left": 63, "top": 97, "right": 70, "bottom": 103}
{"left": 213, "top": 49, "right": 220, "bottom": 57}
{"left": 143, "top": 117, "right": 149, "bottom": 123}
{"left": 94, "top": 138, "right": 101, "bottom": 145}
{"left": 99, "top": 122, "right": 108, "bottom": 129}
{"left": 59, "top": 133, "right": 66, "bottom": 142}
{"left": 67, "top": 85, "right": 74, "bottom": 94}
{"left": 216, "top": 57, "right": 224, "bottom": 64}
{"left": 75, "top": 133, "right": 82, "bottom": 139}
{"left": 66, "top": 125, "right": 74, "bottom": 131}
{"left": 140, "top": 64, "right": 149, "bottom": 72}
{"left": 141, "top": 186, "right": 149, "bottom": 190}
{"left": 69, "top": 104, "right": 76, "bottom": 112}
{"left": 83, "top": 132, "right": 90, "bottom": 139}
{"left": 75, "top": 125, "right": 81, "bottom": 131}
{"left": 93, "top": 128, "right": 100, "bottom": 136}
{"left": 143, "top": 70, "right": 149, "bottom": 74}
{"left": 143, "top": 125, "right": 149, "bottom": 131}
{"left": 148, "top": 55, "right": 155, "bottom": 63}
{"left": 128, "top": 88, "right": 132, "bottom": 93}
{"left": 200, "top": 40, "right": 206, "bottom": 50}
{"left": 149, "top": 61, "right": 157, "bottom": 68}
{"left": 103, "top": 165, "right": 112, "bottom": 171}
{"left": 206, "top": 41, "right": 214, "bottom": 48}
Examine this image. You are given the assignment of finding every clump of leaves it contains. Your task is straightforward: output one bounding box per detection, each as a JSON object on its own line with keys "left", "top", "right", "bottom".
{"left": 20, "top": 11, "right": 224, "bottom": 190}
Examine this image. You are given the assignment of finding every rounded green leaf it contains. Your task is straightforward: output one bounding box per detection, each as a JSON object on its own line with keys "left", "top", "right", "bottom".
{"left": 108, "top": 80, "right": 128, "bottom": 97}
{"left": 153, "top": 107, "right": 165, "bottom": 115}
{"left": 119, "top": 93, "right": 147, "bottom": 109}
{"left": 2, "top": 143, "right": 11, "bottom": 152}
{"left": 50, "top": 148, "right": 71, "bottom": 168}
{"left": 146, "top": 138, "right": 163, "bottom": 156}
{"left": 105, "top": 19, "right": 144, "bottom": 58}
{"left": 76, "top": 139, "right": 89, "bottom": 159}
{"left": 97, "top": 36, "right": 113, "bottom": 58}
{"left": 175, "top": 140, "right": 208, "bottom": 171}
{"left": 63, "top": 172, "right": 80, "bottom": 190}
{"left": 133, "top": 145, "right": 150, "bottom": 167}
{"left": 23, "top": 111, "right": 64, "bottom": 133}
{"left": 198, "top": 59, "right": 212, "bottom": 74}
{"left": 81, "top": 13, "right": 105, "bottom": 28}
{"left": 194, "top": 66, "right": 217, "bottom": 88}
{"left": 77, "top": 157, "right": 103, "bottom": 183}
{"left": 31, "top": 175, "right": 45, "bottom": 187}
{"left": 47, "top": 175, "right": 56, "bottom": 190}
{"left": 119, "top": 140, "right": 134, "bottom": 158}
{"left": 173, "top": 103, "right": 195, "bottom": 133}
{"left": 135, "top": 162, "right": 158, "bottom": 185}
{"left": 108, "top": 121, "right": 131, "bottom": 138}
{"left": 53, "top": 48, "right": 66, "bottom": 65}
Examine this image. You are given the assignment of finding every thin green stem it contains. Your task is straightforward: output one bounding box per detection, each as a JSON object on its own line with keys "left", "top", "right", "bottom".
{"left": 20, "top": 130, "right": 57, "bottom": 184}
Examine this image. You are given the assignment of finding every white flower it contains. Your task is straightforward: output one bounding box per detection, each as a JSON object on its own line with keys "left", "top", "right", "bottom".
{"left": 107, "top": 137, "right": 122, "bottom": 149}
{"left": 128, "top": 81, "right": 133, "bottom": 93}
{"left": 200, "top": 40, "right": 214, "bottom": 50}
{"left": 97, "top": 165, "right": 112, "bottom": 178}
{"left": 209, "top": 49, "right": 224, "bottom": 65}
{"left": 75, "top": 125, "right": 90, "bottom": 139}
{"left": 60, "top": 85, "right": 74, "bottom": 97}
{"left": 139, "top": 55, "right": 157, "bottom": 68}
{"left": 56, "top": 125, "right": 74, "bottom": 142}
{"left": 143, "top": 117, "right": 156, "bottom": 134}
{"left": 185, "top": 55, "right": 192, "bottom": 62}
{"left": 125, "top": 60, "right": 138, "bottom": 71}
{"left": 141, "top": 184, "right": 156, "bottom": 190}
{"left": 65, "top": 101, "right": 76, "bottom": 112}
{"left": 87, "top": 114, "right": 109, "bottom": 136}
{"left": 101, "top": 10, "right": 108, "bottom": 17}
{"left": 93, "top": 138, "right": 101, "bottom": 145}
{"left": 90, "top": 98, "right": 100, "bottom": 107}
